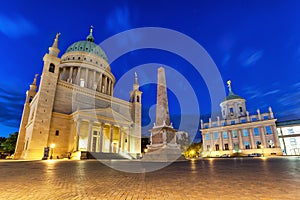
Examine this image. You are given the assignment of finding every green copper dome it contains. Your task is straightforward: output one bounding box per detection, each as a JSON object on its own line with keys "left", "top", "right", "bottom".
{"left": 223, "top": 92, "right": 244, "bottom": 101}
{"left": 65, "top": 26, "right": 108, "bottom": 62}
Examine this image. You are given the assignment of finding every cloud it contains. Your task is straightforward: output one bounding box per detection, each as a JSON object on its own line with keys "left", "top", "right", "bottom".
{"left": 262, "top": 89, "right": 280, "bottom": 96}
{"left": 239, "top": 49, "right": 264, "bottom": 67}
{"left": 106, "top": 6, "right": 133, "bottom": 34}
{"left": 0, "top": 87, "right": 24, "bottom": 128}
{"left": 277, "top": 91, "right": 300, "bottom": 107}
{"left": 0, "top": 15, "right": 37, "bottom": 38}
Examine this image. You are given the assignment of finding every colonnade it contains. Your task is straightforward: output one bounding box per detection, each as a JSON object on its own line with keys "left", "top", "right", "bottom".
{"left": 75, "top": 120, "right": 131, "bottom": 153}
{"left": 59, "top": 66, "right": 114, "bottom": 95}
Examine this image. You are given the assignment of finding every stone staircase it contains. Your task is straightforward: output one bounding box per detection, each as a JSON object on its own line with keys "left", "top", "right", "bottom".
{"left": 81, "top": 152, "right": 132, "bottom": 160}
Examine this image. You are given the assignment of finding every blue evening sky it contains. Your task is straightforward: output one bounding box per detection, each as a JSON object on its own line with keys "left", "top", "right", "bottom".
{"left": 0, "top": 0, "right": 300, "bottom": 138}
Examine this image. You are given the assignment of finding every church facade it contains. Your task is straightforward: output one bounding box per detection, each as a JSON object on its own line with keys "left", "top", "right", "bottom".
{"left": 14, "top": 28, "right": 142, "bottom": 160}
{"left": 201, "top": 81, "right": 283, "bottom": 157}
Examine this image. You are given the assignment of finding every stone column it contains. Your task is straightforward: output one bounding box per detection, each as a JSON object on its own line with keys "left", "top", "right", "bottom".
{"left": 228, "top": 130, "right": 233, "bottom": 150}
{"left": 271, "top": 125, "right": 280, "bottom": 147}
{"left": 234, "top": 103, "right": 239, "bottom": 117}
{"left": 87, "top": 121, "right": 93, "bottom": 152}
{"left": 118, "top": 127, "right": 122, "bottom": 153}
{"left": 103, "top": 76, "right": 107, "bottom": 94}
{"left": 98, "top": 124, "right": 103, "bottom": 152}
{"left": 219, "top": 132, "right": 223, "bottom": 150}
{"left": 249, "top": 128, "right": 255, "bottom": 149}
{"left": 61, "top": 67, "right": 66, "bottom": 80}
{"left": 127, "top": 127, "right": 131, "bottom": 152}
{"left": 110, "top": 82, "right": 114, "bottom": 96}
{"left": 76, "top": 67, "right": 81, "bottom": 85}
{"left": 260, "top": 127, "right": 267, "bottom": 147}
{"left": 121, "top": 129, "right": 125, "bottom": 151}
{"left": 238, "top": 129, "right": 244, "bottom": 150}
{"left": 107, "top": 79, "right": 111, "bottom": 95}
{"left": 93, "top": 70, "right": 96, "bottom": 90}
{"left": 210, "top": 133, "right": 213, "bottom": 151}
{"left": 109, "top": 124, "right": 113, "bottom": 153}
{"left": 85, "top": 68, "right": 89, "bottom": 88}
{"left": 76, "top": 119, "right": 82, "bottom": 151}
{"left": 68, "top": 67, "right": 73, "bottom": 83}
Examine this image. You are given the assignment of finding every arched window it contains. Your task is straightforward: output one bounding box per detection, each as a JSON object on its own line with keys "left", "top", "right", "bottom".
{"left": 136, "top": 95, "right": 140, "bottom": 103}
{"left": 49, "top": 63, "right": 55, "bottom": 73}
{"left": 29, "top": 96, "right": 33, "bottom": 103}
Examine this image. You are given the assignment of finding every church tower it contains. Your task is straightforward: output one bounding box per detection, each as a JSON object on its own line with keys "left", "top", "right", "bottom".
{"left": 14, "top": 74, "right": 38, "bottom": 159}
{"left": 21, "top": 34, "right": 61, "bottom": 159}
{"left": 130, "top": 72, "right": 142, "bottom": 154}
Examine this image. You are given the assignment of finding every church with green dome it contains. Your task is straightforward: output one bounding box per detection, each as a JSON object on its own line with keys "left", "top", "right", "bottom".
{"left": 14, "top": 28, "right": 142, "bottom": 160}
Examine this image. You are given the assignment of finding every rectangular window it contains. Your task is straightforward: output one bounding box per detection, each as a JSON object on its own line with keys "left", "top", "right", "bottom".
{"left": 231, "top": 120, "right": 235, "bottom": 125}
{"left": 244, "top": 141, "right": 250, "bottom": 149}
{"left": 224, "top": 143, "right": 229, "bottom": 150}
{"left": 215, "top": 144, "right": 220, "bottom": 151}
{"left": 204, "top": 125, "right": 208, "bottom": 129}
{"left": 252, "top": 117, "right": 257, "bottom": 121}
{"left": 242, "top": 129, "right": 248, "bottom": 137}
{"left": 212, "top": 123, "right": 217, "bottom": 127}
{"left": 93, "top": 131, "right": 98, "bottom": 135}
{"left": 214, "top": 132, "right": 219, "bottom": 140}
{"left": 253, "top": 127, "right": 259, "bottom": 136}
{"left": 222, "top": 121, "right": 227, "bottom": 126}
{"left": 55, "top": 130, "right": 59, "bottom": 136}
{"left": 207, "top": 145, "right": 210, "bottom": 151}
{"left": 265, "top": 126, "right": 272, "bottom": 135}
{"left": 241, "top": 119, "right": 246, "bottom": 123}
{"left": 232, "top": 130, "right": 237, "bottom": 138}
{"left": 263, "top": 116, "right": 269, "bottom": 120}
{"left": 205, "top": 134, "right": 210, "bottom": 141}
{"left": 233, "top": 143, "right": 239, "bottom": 148}
{"left": 287, "top": 128, "right": 295, "bottom": 134}
{"left": 223, "top": 132, "right": 228, "bottom": 139}
{"left": 290, "top": 138, "right": 297, "bottom": 146}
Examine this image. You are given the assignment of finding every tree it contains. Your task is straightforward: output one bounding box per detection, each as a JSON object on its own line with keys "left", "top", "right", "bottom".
{"left": 2, "top": 132, "right": 18, "bottom": 154}
{"left": 0, "top": 136, "right": 7, "bottom": 153}
{"left": 184, "top": 142, "right": 202, "bottom": 158}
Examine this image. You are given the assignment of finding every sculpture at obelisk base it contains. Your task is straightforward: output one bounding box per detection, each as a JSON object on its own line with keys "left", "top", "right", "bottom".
{"left": 143, "top": 67, "right": 181, "bottom": 161}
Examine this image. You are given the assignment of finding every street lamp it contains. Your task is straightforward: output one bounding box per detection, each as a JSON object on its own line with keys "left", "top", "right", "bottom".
{"left": 50, "top": 143, "right": 55, "bottom": 159}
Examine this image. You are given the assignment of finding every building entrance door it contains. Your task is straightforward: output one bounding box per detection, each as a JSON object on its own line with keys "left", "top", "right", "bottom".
{"left": 113, "top": 143, "right": 117, "bottom": 153}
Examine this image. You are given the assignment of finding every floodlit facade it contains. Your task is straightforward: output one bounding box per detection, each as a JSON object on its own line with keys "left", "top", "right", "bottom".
{"left": 277, "top": 120, "right": 300, "bottom": 155}
{"left": 14, "top": 28, "right": 142, "bottom": 160}
{"left": 200, "top": 81, "right": 283, "bottom": 157}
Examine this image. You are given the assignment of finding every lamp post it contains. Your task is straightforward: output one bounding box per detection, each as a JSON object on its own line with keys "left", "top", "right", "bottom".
{"left": 50, "top": 143, "right": 55, "bottom": 159}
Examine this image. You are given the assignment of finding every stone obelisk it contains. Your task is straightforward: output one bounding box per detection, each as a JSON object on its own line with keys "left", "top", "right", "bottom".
{"left": 155, "top": 67, "right": 171, "bottom": 126}
{"left": 143, "top": 67, "right": 181, "bottom": 161}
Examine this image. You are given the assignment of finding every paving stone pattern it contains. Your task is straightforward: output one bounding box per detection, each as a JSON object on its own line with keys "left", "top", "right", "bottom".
{"left": 0, "top": 157, "right": 300, "bottom": 200}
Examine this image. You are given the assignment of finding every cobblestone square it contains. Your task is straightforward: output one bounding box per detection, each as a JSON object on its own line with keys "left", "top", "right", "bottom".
{"left": 0, "top": 157, "right": 299, "bottom": 200}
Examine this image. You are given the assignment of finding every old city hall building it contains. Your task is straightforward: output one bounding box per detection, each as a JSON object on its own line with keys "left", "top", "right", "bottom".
{"left": 14, "top": 28, "right": 142, "bottom": 160}
{"left": 201, "top": 81, "right": 283, "bottom": 157}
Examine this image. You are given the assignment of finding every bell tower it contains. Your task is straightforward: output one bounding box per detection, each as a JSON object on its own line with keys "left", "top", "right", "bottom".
{"left": 14, "top": 74, "right": 38, "bottom": 159}
{"left": 21, "top": 33, "right": 61, "bottom": 159}
{"left": 130, "top": 72, "right": 142, "bottom": 154}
